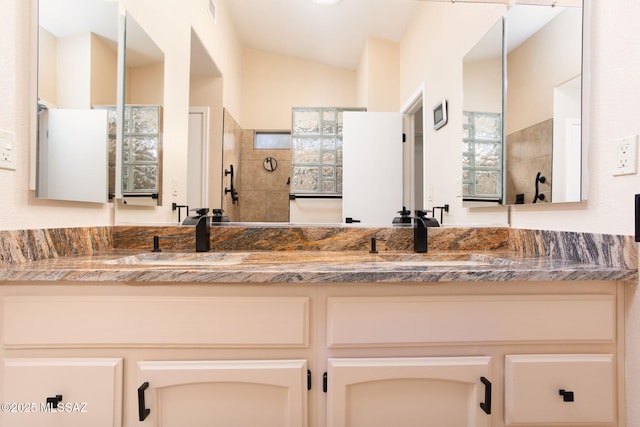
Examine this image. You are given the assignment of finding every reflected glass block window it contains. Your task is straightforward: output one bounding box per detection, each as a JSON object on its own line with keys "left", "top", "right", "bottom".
{"left": 254, "top": 132, "right": 290, "bottom": 149}
{"left": 291, "top": 107, "right": 363, "bottom": 195}
{"left": 463, "top": 111, "right": 502, "bottom": 200}
{"left": 122, "top": 106, "right": 162, "bottom": 194}
{"left": 94, "top": 105, "right": 162, "bottom": 199}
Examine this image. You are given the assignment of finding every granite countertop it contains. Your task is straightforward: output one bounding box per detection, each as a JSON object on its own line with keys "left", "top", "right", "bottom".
{"left": 0, "top": 249, "right": 636, "bottom": 284}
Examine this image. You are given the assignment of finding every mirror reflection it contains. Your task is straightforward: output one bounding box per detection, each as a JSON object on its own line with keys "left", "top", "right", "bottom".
{"left": 462, "top": 18, "right": 504, "bottom": 204}
{"left": 36, "top": 0, "right": 118, "bottom": 203}
{"left": 118, "top": 12, "right": 165, "bottom": 206}
{"left": 504, "top": 3, "right": 584, "bottom": 205}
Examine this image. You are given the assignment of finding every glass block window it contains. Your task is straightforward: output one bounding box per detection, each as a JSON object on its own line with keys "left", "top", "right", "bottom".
{"left": 291, "top": 107, "right": 363, "bottom": 195}
{"left": 255, "top": 132, "right": 291, "bottom": 149}
{"left": 462, "top": 111, "right": 502, "bottom": 200}
{"left": 122, "top": 106, "right": 162, "bottom": 194}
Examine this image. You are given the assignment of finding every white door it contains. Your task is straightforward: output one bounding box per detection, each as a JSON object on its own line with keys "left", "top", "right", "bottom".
{"left": 327, "top": 356, "right": 492, "bottom": 427}
{"left": 188, "top": 107, "right": 209, "bottom": 209}
{"left": 2, "top": 358, "right": 123, "bottom": 427}
{"left": 138, "top": 359, "right": 308, "bottom": 427}
{"left": 342, "top": 112, "right": 403, "bottom": 225}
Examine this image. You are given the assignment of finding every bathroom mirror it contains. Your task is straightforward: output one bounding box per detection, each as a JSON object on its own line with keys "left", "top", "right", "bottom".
{"left": 34, "top": 0, "right": 164, "bottom": 205}
{"left": 503, "top": 2, "right": 585, "bottom": 205}
{"left": 35, "top": 0, "right": 118, "bottom": 203}
{"left": 462, "top": 18, "right": 504, "bottom": 203}
{"left": 117, "top": 12, "right": 165, "bottom": 206}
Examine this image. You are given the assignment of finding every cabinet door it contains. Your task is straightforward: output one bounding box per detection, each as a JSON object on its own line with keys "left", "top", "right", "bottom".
{"left": 2, "top": 358, "right": 123, "bottom": 427}
{"left": 504, "top": 354, "right": 615, "bottom": 425}
{"left": 138, "top": 359, "right": 308, "bottom": 427}
{"left": 327, "top": 356, "right": 492, "bottom": 427}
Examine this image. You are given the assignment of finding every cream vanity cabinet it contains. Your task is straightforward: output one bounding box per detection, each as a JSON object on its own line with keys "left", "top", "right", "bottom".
{"left": 0, "top": 281, "right": 623, "bottom": 427}
{"left": 0, "top": 291, "right": 312, "bottom": 427}
{"left": 320, "top": 283, "right": 621, "bottom": 427}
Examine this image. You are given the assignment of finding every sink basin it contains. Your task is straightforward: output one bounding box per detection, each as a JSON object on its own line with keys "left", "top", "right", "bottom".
{"left": 104, "top": 251, "right": 516, "bottom": 268}
{"left": 105, "top": 252, "right": 250, "bottom": 266}
{"left": 365, "top": 253, "right": 515, "bottom": 267}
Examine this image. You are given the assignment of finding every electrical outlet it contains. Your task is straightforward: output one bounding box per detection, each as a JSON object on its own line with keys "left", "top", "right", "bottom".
{"left": 613, "top": 135, "right": 638, "bottom": 176}
{"left": 0, "top": 129, "right": 17, "bottom": 171}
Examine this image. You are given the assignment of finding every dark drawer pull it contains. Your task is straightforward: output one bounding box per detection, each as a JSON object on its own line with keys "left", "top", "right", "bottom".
{"left": 138, "top": 382, "right": 150, "bottom": 421}
{"left": 559, "top": 389, "right": 575, "bottom": 402}
{"left": 480, "top": 377, "right": 491, "bottom": 414}
{"left": 46, "top": 394, "right": 62, "bottom": 409}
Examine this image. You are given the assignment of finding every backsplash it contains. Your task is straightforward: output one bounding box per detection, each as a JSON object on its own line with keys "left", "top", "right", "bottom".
{"left": 0, "top": 225, "right": 636, "bottom": 270}
{"left": 112, "top": 225, "right": 511, "bottom": 253}
{"left": 509, "top": 228, "right": 637, "bottom": 270}
{"left": 0, "top": 227, "right": 111, "bottom": 266}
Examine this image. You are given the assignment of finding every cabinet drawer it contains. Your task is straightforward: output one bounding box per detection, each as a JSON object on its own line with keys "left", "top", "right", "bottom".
{"left": 3, "top": 296, "right": 308, "bottom": 348}
{"left": 504, "top": 354, "right": 615, "bottom": 425}
{"left": 2, "top": 358, "right": 123, "bottom": 427}
{"left": 327, "top": 295, "right": 615, "bottom": 347}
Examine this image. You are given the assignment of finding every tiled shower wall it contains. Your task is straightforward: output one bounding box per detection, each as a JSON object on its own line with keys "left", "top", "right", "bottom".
{"left": 505, "top": 119, "right": 553, "bottom": 204}
{"left": 222, "top": 109, "right": 290, "bottom": 222}
{"left": 222, "top": 109, "right": 242, "bottom": 221}
{"left": 239, "top": 130, "right": 291, "bottom": 222}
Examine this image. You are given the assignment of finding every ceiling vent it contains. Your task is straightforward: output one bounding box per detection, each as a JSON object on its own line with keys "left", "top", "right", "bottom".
{"left": 208, "top": 0, "right": 216, "bottom": 25}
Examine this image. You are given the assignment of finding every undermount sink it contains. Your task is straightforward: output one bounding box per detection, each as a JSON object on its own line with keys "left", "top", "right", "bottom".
{"left": 105, "top": 251, "right": 515, "bottom": 268}
{"left": 105, "top": 252, "right": 250, "bottom": 266}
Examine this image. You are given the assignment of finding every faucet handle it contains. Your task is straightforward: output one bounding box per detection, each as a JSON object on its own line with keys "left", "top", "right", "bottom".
{"left": 194, "top": 208, "right": 209, "bottom": 216}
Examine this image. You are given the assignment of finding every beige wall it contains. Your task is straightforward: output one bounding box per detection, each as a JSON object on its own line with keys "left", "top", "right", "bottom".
{"left": 57, "top": 33, "right": 91, "bottom": 109}
{"left": 127, "top": 62, "right": 164, "bottom": 105}
{"left": 356, "top": 36, "right": 400, "bottom": 112}
{"left": 463, "top": 57, "right": 502, "bottom": 113}
{"left": 241, "top": 48, "right": 358, "bottom": 130}
{"left": 90, "top": 34, "right": 118, "bottom": 106}
{"left": 190, "top": 74, "right": 224, "bottom": 211}
{"left": 37, "top": 27, "right": 57, "bottom": 105}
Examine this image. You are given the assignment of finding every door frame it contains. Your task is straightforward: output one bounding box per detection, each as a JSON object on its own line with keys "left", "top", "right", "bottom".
{"left": 401, "top": 83, "right": 426, "bottom": 214}
{"left": 188, "top": 107, "right": 210, "bottom": 209}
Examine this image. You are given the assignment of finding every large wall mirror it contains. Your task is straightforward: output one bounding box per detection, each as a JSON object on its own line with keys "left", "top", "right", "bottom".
{"left": 34, "top": 0, "right": 164, "bottom": 205}
{"left": 463, "top": 0, "right": 586, "bottom": 206}
{"left": 36, "top": 0, "right": 118, "bottom": 203}
{"left": 505, "top": 2, "right": 585, "bottom": 205}
{"left": 117, "top": 12, "right": 165, "bottom": 206}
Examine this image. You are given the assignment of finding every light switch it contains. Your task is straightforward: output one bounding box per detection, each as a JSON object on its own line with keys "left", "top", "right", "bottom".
{"left": 0, "top": 129, "right": 17, "bottom": 171}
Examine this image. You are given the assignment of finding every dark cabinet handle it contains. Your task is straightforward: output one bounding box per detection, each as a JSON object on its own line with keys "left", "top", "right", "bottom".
{"left": 480, "top": 377, "right": 492, "bottom": 414}
{"left": 559, "top": 389, "right": 575, "bottom": 402}
{"left": 138, "top": 382, "right": 150, "bottom": 421}
{"left": 46, "top": 394, "right": 62, "bottom": 409}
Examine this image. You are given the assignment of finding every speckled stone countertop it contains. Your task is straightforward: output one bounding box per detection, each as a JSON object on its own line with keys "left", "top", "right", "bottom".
{"left": 0, "top": 225, "right": 636, "bottom": 284}
{"left": 0, "top": 249, "right": 636, "bottom": 284}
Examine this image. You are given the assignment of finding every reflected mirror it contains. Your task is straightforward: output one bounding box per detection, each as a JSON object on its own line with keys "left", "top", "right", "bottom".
{"left": 117, "top": 12, "right": 165, "bottom": 206}
{"left": 462, "top": 18, "right": 504, "bottom": 204}
{"left": 504, "top": 2, "right": 585, "bottom": 205}
{"left": 36, "top": 0, "right": 118, "bottom": 203}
